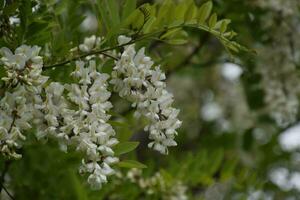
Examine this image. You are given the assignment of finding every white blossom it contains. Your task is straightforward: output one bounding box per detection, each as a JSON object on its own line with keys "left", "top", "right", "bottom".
{"left": 111, "top": 36, "right": 182, "bottom": 154}
{"left": 0, "top": 36, "right": 182, "bottom": 189}
{"left": 0, "top": 45, "right": 47, "bottom": 158}
{"left": 79, "top": 35, "right": 101, "bottom": 53}
{"left": 117, "top": 35, "right": 131, "bottom": 45}
{"left": 126, "top": 169, "right": 188, "bottom": 200}
{"left": 257, "top": 20, "right": 300, "bottom": 128}
{"left": 41, "top": 60, "right": 118, "bottom": 189}
{"left": 0, "top": 44, "right": 119, "bottom": 189}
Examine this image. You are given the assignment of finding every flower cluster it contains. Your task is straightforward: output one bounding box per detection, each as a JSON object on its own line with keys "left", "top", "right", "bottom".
{"left": 0, "top": 44, "right": 118, "bottom": 189}
{"left": 254, "top": 0, "right": 299, "bottom": 16}
{"left": 111, "top": 36, "right": 182, "bottom": 154}
{"left": 0, "top": 35, "right": 182, "bottom": 189}
{"left": 126, "top": 168, "right": 188, "bottom": 200}
{"left": 254, "top": 1, "right": 300, "bottom": 128}
{"left": 0, "top": 45, "right": 47, "bottom": 86}
{"left": 0, "top": 45, "right": 47, "bottom": 159}
{"left": 79, "top": 35, "right": 101, "bottom": 53}
{"left": 68, "top": 60, "right": 118, "bottom": 189}
{"left": 39, "top": 60, "right": 119, "bottom": 189}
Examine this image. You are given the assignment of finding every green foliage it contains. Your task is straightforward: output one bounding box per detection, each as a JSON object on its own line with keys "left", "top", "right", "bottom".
{"left": 114, "top": 142, "right": 140, "bottom": 155}
{"left": 120, "top": 0, "right": 248, "bottom": 53}
{"left": 117, "top": 160, "right": 147, "bottom": 169}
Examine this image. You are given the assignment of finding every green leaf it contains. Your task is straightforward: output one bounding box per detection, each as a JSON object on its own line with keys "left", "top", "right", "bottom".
{"left": 109, "top": 120, "right": 129, "bottom": 128}
{"left": 160, "top": 28, "right": 182, "bottom": 39}
{"left": 224, "top": 30, "right": 238, "bottom": 39}
{"left": 166, "top": 39, "right": 187, "bottom": 45}
{"left": 122, "top": 0, "right": 137, "bottom": 20}
{"left": 160, "top": 169, "right": 173, "bottom": 183}
{"left": 54, "top": 0, "right": 68, "bottom": 15}
{"left": 97, "top": 0, "right": 118, "bottom": 28}
{"left": 3, "top": 1, "right": 19, "bottom": 15}
{"left": 69, "top": 170, "right": 88, "bottom": 200}
{"left": 174, "top": 2, "right": 189, "bottom": 23}
{"left": 19, "top": 0, "right": 32, "bottom": 42}
{"left": 122, "top": 7, "right": 144, "bottom": 31}
{"left": 155, "top": 0, "right": 174, "bottom": 28}
{"left": 107, "top": 0, "right": 120, "bottom": 27}
{"left": 207, "top": 149, "right": 224, "bottom": 175}
{"left": 221, "top": 159, "right": 238, "bottom": 180}
{"left": 198, "top": 1, "right": 213, "bottom": 24}
{"left": 215, "top": 19, "right": 231, "bottom": 33}
{"left": 208, "top": 13, "right": 217, "bottom": 28}
{"left": 143, "top": 16, "right": 157, "bottom": 33}
{"left": 98, "top": 0, "right": 120, "bottom": 34}
{"left": 114, "top": 142, "right": 140, "bottom": 155}
{"left": 184, "top": 0, "right": 197, "bottom": 21}
{"left": 0, "top": 0, "right": 4, "bottom": 9}
{"left": 117, "top": 160, "right": 147, "bottom": 169}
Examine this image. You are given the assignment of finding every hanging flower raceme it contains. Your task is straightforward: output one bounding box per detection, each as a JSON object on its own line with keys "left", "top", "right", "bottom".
{"left": 0, "top": 45, "right": 48, "bottom": 158}
{"left": 67, "top": 60, "right": 119, "bottom": 189}
{"left": 110, "top": 36, "right": 182, "bottom": 154}
{"left": 0, "top": 35, "right": 182, "bottom": 189}
{"left": 40, "top": 60, "right": 119, "bottom": 189}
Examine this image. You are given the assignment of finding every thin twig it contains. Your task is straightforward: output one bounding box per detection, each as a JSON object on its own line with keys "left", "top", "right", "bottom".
{"left": 7, "top": 111, "right": 17, "bottom": 134}
{"left": 100, "top": 52, "right": 118, "bottom": 61}
{"left": 0, "top": 161, "right": 15, "bottom": 200}
{"left": 1, "top": 184, "right": 15, "bottom": 200}
{"left": 43, "top": 34, "right": 153, "bottom": 69}
{"left": 43, "top": 25, "right": 188, "bottom": 70}
{"left": 43, "top": 51, "right": 120, "bottom": 69}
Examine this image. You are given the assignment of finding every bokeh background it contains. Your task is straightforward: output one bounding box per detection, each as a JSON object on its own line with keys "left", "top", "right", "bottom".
{"left": 1, "top": 0, "right": 300, "bottom": 199}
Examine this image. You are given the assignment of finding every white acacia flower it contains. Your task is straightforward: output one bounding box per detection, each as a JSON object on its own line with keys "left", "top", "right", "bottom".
{"left": 79, "top": 35, "right": 101, "bottom": 53}
{"left": 0, "top": 45, "right": 46, "bottom": 86}
{"left": 0, "top": 37, "right": 182, "bottom": 189}
{"left": 40, "top": 59, "right": 118, "bottom": 189}
{"left": 125, "top": 169, "right": 188, "bottom": 200}
{"left": 111, "top": 36, "right": 182, "bottom": 154}
{"left": 0, "top": 45, "right": 47, "bottom": 159}
{"left": 118, "top": 35, "right": 131, "bottom": 45}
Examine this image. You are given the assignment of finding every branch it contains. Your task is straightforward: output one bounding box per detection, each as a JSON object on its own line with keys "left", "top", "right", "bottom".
{"left": 7, "top": 111, "right": 17, "bottom": 134}
{"left": 42, "top": 29, "right": 164, "bottom": 69}
{"left": 42, "top": 30, "right": 165, "bottom": 69}
{"left": 0, "top": 161, "right": 15, "bottom": 200}
{"left": 43, "top": 51, "right": 119, "bottom": 69}
{"left": 43, "top": 21, "right": 242, "bottom": 70}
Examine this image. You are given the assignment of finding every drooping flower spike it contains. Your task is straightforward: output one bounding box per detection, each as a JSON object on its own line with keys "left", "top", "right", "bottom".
{"left": 0, "top": 35, "right": 182, "bottom": 188}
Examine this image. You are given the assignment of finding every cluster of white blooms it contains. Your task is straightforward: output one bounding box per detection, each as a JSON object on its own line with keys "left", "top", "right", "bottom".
{"left": 0, "top": 35, "right": 181, "bottom": 189}
{"left": 111, "top": 36, "right": 182, "bottom": 154}
{"left": 254, "top": 1, "right": 300, "bottom": 128}
{"left": 79, "top": 35, "right": 101, "bottom": 53}
{"left": 40, "top": 60, "right": 119, "bottom": 189}
{"left": 0, "top": 45, "right": 47, "bottom": 159}
{"left": 254, "top": 0, "right": 300, "bottom": 16}
{"left": 126, "top": 168, "right": 188, "bottom": 200}
{"left": 71, "top": 35, "right": 117, "bottom": 62}
{"left": 0, "top": 44, "right": 119, "bottom": 189}
{"left": 0, "top": 45, "right": 47, "bottom": 86}
{"left": 261, "top": 70, "right": 299, "bottom": 128}
{"left": 68, "top": 60, "right": 118, "bottom": 189}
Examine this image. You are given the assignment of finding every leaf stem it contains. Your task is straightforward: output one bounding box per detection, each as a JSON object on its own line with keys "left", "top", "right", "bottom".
{"left": 43, "top": 23, "right": 246, "bottom": 70}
